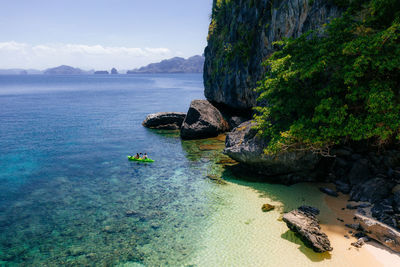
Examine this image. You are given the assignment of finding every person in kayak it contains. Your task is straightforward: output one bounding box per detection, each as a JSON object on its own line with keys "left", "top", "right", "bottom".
{"left": 134, "top": 153, "right": 140, "bottom": 159}
{"left": 142, "top": 153, "right": 148, "bottom": 159}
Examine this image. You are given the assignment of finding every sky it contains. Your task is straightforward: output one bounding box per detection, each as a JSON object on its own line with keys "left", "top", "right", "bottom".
{"left": 0, "top": 0, "right": 213, "bottom": 70}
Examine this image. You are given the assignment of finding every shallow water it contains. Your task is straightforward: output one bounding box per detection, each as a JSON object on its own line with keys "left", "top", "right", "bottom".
{"left": 0, "top": 74, "right": 371, "bottom": 266}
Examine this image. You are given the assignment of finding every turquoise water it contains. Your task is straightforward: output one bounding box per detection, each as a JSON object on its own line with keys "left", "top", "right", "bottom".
{"left": 0, "top": 74, "right": 228, "bottom": 266}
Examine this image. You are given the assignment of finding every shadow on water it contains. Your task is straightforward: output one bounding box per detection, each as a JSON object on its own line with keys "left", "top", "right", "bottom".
{"left": 281, "top": 230, "right": 332, "bottom": 262}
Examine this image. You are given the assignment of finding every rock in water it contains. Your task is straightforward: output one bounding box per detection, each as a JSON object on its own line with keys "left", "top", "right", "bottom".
{"left": 142, "top": 112, "right": 186, "bottom": 130}
{"left": 283, "top": 206, "right": 332, "bottom": 252}
{"left": 224, "top": 121, "right": 320, "bottom": 183}
{"left": 356, "top": 212, "right": 400, "bottom": 253}
{"left": 180, "top": 100, "right": 229, "bottom": 139}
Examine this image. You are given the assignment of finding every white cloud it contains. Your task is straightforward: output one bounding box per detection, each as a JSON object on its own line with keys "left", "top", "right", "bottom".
{"left": 0, "top": 41, "right": 175, "bottom": 70}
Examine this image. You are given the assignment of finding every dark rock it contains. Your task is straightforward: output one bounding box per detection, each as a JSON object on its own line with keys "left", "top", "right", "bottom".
{"left": 335, "top": 157, "right": 349, "bottom": 168}
{"left": 350, "top": 177, "right": 393, "bottom": 203}
{"left": 346, "top": 203, "right": 371, "bottom": 210}
{"left": 142, "top": 112, "right": 186, "bottom": 130}
{"left": 228, "top": 116, "right": 249, "bottom": 129}
{"left": 319, "top": 187, "right": 339, "bottom": 197}
{"left": 351, "top": 154, "right": 362, "bottom": 161}
{"left": 224, "top": 121, "right": 320, "bottom": 183}
{"left": 335, "top": 181, "right": 351, "bottom": 194}
{"left": 344, "top": 234, "right": 350, "bottom": 239}
{"left": 356, "top": 212, "right": 400, "bottom": 253}
{"left": 345, "top": 223, "right": 360, "bottom": 231}
{"left": 353, "top": 232, "right": 367, "bottom": 238}
{"left": 332, "top": 148, "right": 353, "bottom": 157}
{"left": 282, "top": 207, "right": 332, "bottom": 252}
{"left": 180, "top": 100, "right": 229, "bottom": 139}
{"left": 393, "top": 185, "right": 400, "bottom": 212}
{"left": 348, "top": 159, "right": 370, "bottom": 185}
{"left": 298, "top": 206, "right": 320, "bottom": 216}
{"left": 351, "top": 237, "right": 367, "bottom": 248}
{"left": 261, "top": 203, "right": 275, "bottom": 212}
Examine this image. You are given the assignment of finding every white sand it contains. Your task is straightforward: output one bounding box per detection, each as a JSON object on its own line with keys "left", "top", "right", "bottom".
{"left": 189, "top": 181, "right": 400, "bottom": 266}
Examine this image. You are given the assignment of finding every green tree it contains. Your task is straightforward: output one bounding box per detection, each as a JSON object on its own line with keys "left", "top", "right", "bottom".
{"left": 254, "top": 0, "right": 400, "bottom": 155}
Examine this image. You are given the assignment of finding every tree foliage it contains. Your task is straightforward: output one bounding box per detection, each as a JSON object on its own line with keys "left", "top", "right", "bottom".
{"left": 254, "top": 0, "right": 400, "bottom": 155}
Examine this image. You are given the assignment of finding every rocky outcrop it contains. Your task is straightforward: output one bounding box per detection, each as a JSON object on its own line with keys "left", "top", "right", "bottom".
{"left": 111, "top": 68, "right": 118, "bottom": 74}
{"left": 283, "top": 206, "right": 332, "bottom": 253}
{"left": 350, "top": 177, "right": 394, "bottom": 203}
{"left": 204, "top": 0, "right": 342, "bottom": 110}
{"left": 327, "top": 147, "right": 400, "bottom": 230}
{"left": 180, "top": 100, "right": 229, "bottom": 139}
{"left": 356, "top": 212, "right": 400, "bottom": 253}
{"left": 142, "top": 112, "right": 186, "bottom": 130}
{"left": 224, "top": 121, "right": 320, "bottom": 183}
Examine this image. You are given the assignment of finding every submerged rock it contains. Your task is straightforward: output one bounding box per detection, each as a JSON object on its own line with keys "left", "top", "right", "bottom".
{"left": 180, "top": 100, "right": 229, "bottom": 139}
{"left": 224, "top": 121, "right": 320, "bottom": 183}
{"left": 142, "top": 112, "right": 186, "bottom": 130}
{"left": 356, "top": 212, "right": 400, "bottom": 253}
{"left": 282, "top": 206, "right": 332, "bottom": 253}
{"left": 261, "top": 204, "right": 275, "bottom": 212}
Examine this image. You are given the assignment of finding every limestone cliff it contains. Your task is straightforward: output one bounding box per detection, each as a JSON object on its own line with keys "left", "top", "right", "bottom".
{"left": 204, "top": 0, "right": 342, "bottom": 110}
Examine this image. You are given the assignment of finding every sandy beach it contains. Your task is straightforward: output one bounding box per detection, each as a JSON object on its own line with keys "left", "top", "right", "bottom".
{"left": 321, "top": 185, "right": 400, "bottom": 267}
{"left": 191, "top": 180, "right": 400, "bottom": 266}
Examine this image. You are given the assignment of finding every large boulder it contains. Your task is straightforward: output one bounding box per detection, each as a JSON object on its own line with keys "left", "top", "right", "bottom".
{"left": 350, "top": 177, "right": 393, "bottom": 203}
{"left": 283, "top": 206, "right": 333, "bottom": 253}
{"left": 224, "top": 121, "right": 320, "bottom": 183}
{"left": 348, "top": 159, "right": 371, "bottom": 185}
{"left": 356, "top": 212, "right": 400, "bottom": 253}
{"left": 142, "top": 112, "right": 186, "bottom": 130}
{"left": 180, "top": 100, "right": 229, "bottom": 139}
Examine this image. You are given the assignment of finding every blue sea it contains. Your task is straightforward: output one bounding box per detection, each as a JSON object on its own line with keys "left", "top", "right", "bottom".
{"left": 0, "top": 74, "right": 348, "bottom": 266}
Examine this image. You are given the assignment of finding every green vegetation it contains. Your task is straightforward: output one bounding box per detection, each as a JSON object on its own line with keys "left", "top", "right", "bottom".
{"left": 254, "top": 0, "right": 400, "bottom": 155}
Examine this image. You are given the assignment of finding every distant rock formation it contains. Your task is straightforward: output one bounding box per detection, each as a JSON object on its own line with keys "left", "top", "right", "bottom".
{"left": 44, "top": 65, "right": 84, "bottom": 75}
{"left": 94, "top": 70, "right": 109, "bottom": 75}
{"left": 111, "top": 68, "right": 118, "bottom": 75}
{"left": 127, "top": 55, "right": 204, "bottom": 74}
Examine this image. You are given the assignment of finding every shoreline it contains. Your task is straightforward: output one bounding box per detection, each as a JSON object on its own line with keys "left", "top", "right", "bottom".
{"left": 189, "top": 176, "right": 400, "bottom": 266}
{"left": 321, "top": 186, "right": 400, "bottom": 267}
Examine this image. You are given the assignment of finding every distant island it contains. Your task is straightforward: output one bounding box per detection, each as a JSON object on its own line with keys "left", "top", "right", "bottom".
{"left": 0, "top": 55, "right": 204, "bottom": 75}
{"left": 44, "top": 65, "right": 86, "bottom": 75}
{"left": 126, "top": 55, "right": 204, "bottom": 74}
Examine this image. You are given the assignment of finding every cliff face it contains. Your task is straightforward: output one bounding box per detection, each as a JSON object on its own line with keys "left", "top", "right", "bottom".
{"left": 204, "top": 0, "right": 342, "bottom": 110}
